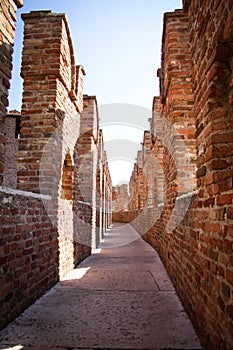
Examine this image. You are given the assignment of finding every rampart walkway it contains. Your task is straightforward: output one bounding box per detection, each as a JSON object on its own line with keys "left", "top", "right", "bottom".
{"left": 0, "top": 223, "right": 202, "bottom": 349}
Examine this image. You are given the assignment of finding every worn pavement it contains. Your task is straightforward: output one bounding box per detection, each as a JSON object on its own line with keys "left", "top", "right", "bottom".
{"left": 0, "top": 223, "right": 202, "bottom": 350}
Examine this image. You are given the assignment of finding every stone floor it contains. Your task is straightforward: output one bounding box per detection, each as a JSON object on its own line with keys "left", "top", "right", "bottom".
{"left": 0, "top": 223, "right": 203, "bottom": 350}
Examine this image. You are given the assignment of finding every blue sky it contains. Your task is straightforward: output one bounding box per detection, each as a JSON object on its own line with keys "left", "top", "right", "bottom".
{"left": 9, "top": 0, "right": 182, "bottom": 185}
{"left": 9, "top": 0, "right": 182, "bottom": 111}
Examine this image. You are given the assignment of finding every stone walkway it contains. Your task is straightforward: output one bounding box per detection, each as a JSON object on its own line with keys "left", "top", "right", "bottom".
{"left": 0, "top": 223, "right": 202, "bottom": 350}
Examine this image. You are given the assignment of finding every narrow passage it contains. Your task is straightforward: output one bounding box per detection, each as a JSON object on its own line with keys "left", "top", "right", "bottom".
{"left": 0, "top": 223, "right": 202, "bottom": 350}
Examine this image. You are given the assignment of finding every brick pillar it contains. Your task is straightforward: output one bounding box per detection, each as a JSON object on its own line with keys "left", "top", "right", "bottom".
{"left": 18, "top": 11, "right": 84, "bottom": 194}
{"left": 105, "top": 175, "right": 108, "bottom": 230}
{"left": 160, "top": 10, "right": 196, "bottom": 192}
{"left": 19, "top": 11, "right": 87, "bottom": 278}
{"left": 109, "top": 182, "right": 112, "bottom": 226}
{"left": 159, "top": 10, "right": 196, "bottom": 232}
{"left": 137, "top": 150, "right": 148, "bottom": 210}
{"left": 74, "top": 95, "right": 99, "bottom": 250}
{"left": 0, "top": 0, "right": 23, "bottom": 184}
{"left": 142, "top": 130, "right": 158, "bottom": 233}
{"left": 96, "top": 166, "right": 101, "bottom": 245}
{"left": 3, "top": 111, "right": 21, "bottom": 188}
{"left": 103, "top": 155, "right": 107, "bottom": 233}
{"left": 152, "top": 97, "right": 165, "bottom": 204}
{"left": 102, "top": 172, "right": 106, "bottom": 235}
{"left": 105, "top": 164, "right": 112, "bottom": 228}
{"left": 101, "top": 152, "right": 110, "bottom": 234}
{"left": 129, "top": 164, "right": 138, "bottom": 214}
{"left": 96, "top": 129, "right": 103, "bottom": 243}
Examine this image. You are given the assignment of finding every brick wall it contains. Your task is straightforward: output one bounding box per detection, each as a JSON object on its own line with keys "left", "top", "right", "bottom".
{"left": 112, "top": 184, "right": 129, "bottom": 212}
{"left": 185, "top": 0, "right": 233, "bottom": 346}
{"left": 18, "top": 10, "right": 84, "bottom": 194}
{"left": 0, "top": 188, "right": 58, "bottom": 330}
{"left": 128, "top": 1, "right": 233, "bottom": 348}
{"left": 96, "top": 130, "right": 104, "bottom": 243}
{"left": 0, "top": 0, "right": 23, "bottom": 184}
{"left": 1, "top": 10, "right": 112, "bottom": 329}
{"left": 105, "top": 159, "right": 112, "bottom": 229}
{"left": 18, "top": 11, "right": 92, "bottom": 279}
{"left": 112, "top": 210, "right": 136, "bottom": 224}
{"left": 112, "top": 184, "right": 130, "bottom": 223}
{"left": 74, "top": 95, "right": 98, "bottom": 251}
{"left": 100, "top": 151, "right": 112, "bottom": 234}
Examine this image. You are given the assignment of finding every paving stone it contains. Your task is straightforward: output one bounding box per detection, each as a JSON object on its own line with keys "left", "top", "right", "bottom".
{"left": 0, "top": 223, "right": 202, "bottom": 349}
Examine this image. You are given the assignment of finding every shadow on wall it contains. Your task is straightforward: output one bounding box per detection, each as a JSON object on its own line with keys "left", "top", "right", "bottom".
{"left": 2, "top": 112, "right": 21, "bottom": 189}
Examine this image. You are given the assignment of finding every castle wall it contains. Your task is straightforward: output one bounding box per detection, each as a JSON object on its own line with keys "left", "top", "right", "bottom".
{"left": 129, "top": 1, "right": 233, "bottom": 347}
{"left": 0, "top": 10, "right": 112, "bottom": 329}
{"left": 0, "top": 189, "right": 58, "bottom": 329}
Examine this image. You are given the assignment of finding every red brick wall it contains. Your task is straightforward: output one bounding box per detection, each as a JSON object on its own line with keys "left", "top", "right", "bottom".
{"left": 18, "top": 11, "right": 84, "bottom": 193}
{"left": 96, "top": 130, "right": 104, "bottom": 242}
{"left": 74, "top": 96, "right": 98, "bottom": 251}
{"left": 0, "top": 10, "right": 112, "bottom": 329}
{"left": 112, "top": 210, "right": 136, "bottom": 223}
{"left": 112, "top": 184, "right": 129, "bottom": 213}
{"left": 112, "top": 184, "right": 131, "bottom": 223}
{"left": 129, "top": 1, "right": 233, "bottom": 348}
{"left": 0, "top": 189, "right": 58, "bottom": 330}
{"left": 186, "top": 0, "right": 233, "bottom": 346}
{"left": 100, "top": 151, "right": 112, "bottom": 233}
{"left": 18, "top": 11, "right": 92, "bottom": 279}
{"left": 0, "top": 0, "right": 23, "bottom": 184}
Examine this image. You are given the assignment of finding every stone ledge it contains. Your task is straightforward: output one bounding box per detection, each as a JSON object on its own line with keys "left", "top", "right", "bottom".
{"left": 0, "top": 186, "right": 52, "bottom": 200}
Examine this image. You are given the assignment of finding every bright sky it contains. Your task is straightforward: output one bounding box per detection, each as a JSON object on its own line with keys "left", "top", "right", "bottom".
{"left": 9, "top": 0, "right": 182, "bottom": 185}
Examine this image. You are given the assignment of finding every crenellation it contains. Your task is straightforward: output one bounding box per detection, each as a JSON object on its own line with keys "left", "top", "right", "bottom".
{"left": 0, "top": 1, "right": 233, "bottom": 348}
{"left": 0, "top": 8, "right": 112, "bottom": 330}
{"left": 127, "top": 1, "right": 233, "bottom": 348}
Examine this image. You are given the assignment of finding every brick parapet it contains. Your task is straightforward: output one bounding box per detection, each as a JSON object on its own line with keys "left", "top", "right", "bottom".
{"left": 187, "top": 2, "right": 233, "bottom": 346}
{"left": 21, "top": 11, "right": 83, "bottom": 114}
{"left": 74, "top": 96, "right": 112, "bottom": 248}
{"left": 99, "top": 148, "right": 112, "bottom": 232}
{"left": 82, "top": 95, "right": 99, "bottom": 141}
{"left": 151, "top": 97, "right": 165, "bottom": 204}
{"left": 112, "top": 184, "right": 129, "bottom": 214}
{"left": 1, "top": 8, "right": 112, "bottom": 331}
{"left": 161, "top": 10, "right": 196, "bottom": 194}
{"left": 0, "top": 189, "right": 58, "bottom": 330}
{"left": 128, "top": 1, "right": 233, "bottom": 348}
{"left": 96, "top": 129, "right": 104, "bottom": 242}
{"left": 18, "top": 11, "right": 86, "bottom": 194}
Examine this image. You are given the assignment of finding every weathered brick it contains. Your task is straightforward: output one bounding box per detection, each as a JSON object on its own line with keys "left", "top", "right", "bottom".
{"left": 221, "top": 281, "right": 231, "bottom": 299}
{"left": 1, "top": 9, "right": 112, "bottom": 332}
{"left": 217, "top": 194, "right": 233, "bottom": 206}
{"left": 227, "top": 207, "right": 233, "bottom": 220}
{"left": 128, "top": 1, "right": 233, "bottom": 349}
{"left": 226, "top": 269, "right": 233, "bottom": 286}
{"left": 1, "top": 1, "right": 233, "bottom": 349}
{"left": 204, "top": 197, "right": 215, "bottom": 208}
